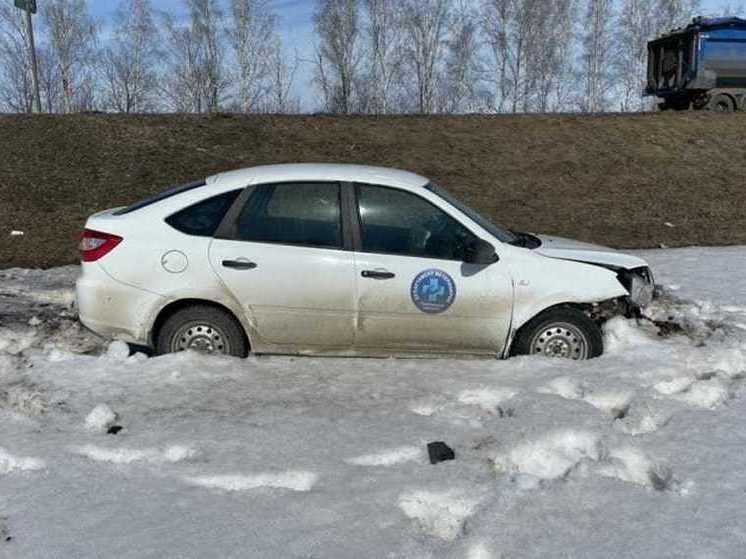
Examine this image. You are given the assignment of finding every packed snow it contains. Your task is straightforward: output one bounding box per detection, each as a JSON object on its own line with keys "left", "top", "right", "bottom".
{"left": 1, "top": 247, "right": 746, "bottom": 557}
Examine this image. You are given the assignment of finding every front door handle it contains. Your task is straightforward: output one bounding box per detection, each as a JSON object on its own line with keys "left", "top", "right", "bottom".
{"left": 222, "top": 259, "right": 257, "bottom": 270}
{"left": 361, "top": 270, "right": 395, "bottom": 280}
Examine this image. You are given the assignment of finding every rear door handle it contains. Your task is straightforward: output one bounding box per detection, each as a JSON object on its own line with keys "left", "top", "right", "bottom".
{"left": 222, "top": 259, "right": 257, "bottom": 270}
{"left": 361, "top": 270, "right": 395, "bottom": 280}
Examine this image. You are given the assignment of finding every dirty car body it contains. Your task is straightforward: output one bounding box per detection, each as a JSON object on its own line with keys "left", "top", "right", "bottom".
{"left": 75, "top": 164, "right": 655, "bottom": 359}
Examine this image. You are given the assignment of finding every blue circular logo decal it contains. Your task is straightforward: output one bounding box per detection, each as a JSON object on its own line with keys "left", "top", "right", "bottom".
{"left": 411, "top": 269, "right": 457, "bottom": 314}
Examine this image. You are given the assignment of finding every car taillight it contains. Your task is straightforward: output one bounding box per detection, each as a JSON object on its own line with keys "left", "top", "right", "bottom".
{"left": 79, "top": 229, "right": 122, "bottom": 262}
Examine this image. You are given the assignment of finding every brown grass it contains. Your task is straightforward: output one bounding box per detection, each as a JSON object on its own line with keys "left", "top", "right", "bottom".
{"left": 1, "top": 112, "right": 745, "bottom": 268}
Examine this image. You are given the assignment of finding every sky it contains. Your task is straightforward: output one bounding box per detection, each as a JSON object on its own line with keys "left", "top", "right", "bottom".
{"left": 81, "top": 0, "right": 734, "bottom": 111}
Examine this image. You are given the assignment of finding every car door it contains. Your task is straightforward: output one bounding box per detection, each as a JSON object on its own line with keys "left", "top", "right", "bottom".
{"left": 352, "top": 183, "right": 514, "bottom": 355}
{"left": 208, "top": 182, "right": 356, "bottom": 351}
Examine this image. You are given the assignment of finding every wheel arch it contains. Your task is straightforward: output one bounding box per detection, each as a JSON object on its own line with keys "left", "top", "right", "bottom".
{"left": 149, "top": 298, "right": 252, "bottom": 352}
{"left": 506, "top": 302, "right": 605, "bottom": 359}
{"left": 504, "top": 300, "right": 611, "bottom": 358}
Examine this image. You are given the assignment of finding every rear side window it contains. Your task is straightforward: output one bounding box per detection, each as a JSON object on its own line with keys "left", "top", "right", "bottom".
{"left": 236, "top": 183, "right": 342, "bottom": 249}
{"left": 114, "top": 180, "right": 206, "bottom": 215}
{"left": 166, "top": 189, "right": 241, "bottom": 237}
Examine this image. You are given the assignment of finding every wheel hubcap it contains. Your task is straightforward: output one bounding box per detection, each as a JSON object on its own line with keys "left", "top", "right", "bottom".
{"left": 530, "top": 322, "right": 588, "bottom": 360}
{"left": 171, "top": 323, "right": 229, "bottom": 355}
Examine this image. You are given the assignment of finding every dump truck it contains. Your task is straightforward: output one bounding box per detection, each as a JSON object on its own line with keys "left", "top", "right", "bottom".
{"left": 646, "top": 16, "right": 746, "bottom": 111}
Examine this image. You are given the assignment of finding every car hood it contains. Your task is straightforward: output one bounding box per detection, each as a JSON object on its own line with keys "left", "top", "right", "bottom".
{"left": 533, "top": 235, "right": 648, "bottom": 270}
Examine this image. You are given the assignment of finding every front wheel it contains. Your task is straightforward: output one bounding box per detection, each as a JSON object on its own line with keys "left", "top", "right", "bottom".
{"left": 510, "top": 307, "right": 603, "bottom": 360}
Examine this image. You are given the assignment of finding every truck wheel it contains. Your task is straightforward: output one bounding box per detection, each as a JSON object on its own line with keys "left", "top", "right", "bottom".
{"left": 155, "top": 305, "right": 248, "bottom": 358}
{"left": 708, "top": 94, "right": 735, "bottom": 112}
{"left": 511, "top": 307, "right": 603, "bottom": 360}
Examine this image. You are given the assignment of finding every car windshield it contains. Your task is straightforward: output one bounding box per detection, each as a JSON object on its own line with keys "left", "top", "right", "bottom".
{"left": 425, "top": 183, "right": 518, "bottom": 244}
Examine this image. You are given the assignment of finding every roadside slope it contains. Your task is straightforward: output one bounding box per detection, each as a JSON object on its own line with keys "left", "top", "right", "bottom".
{"left": 1, "top": 112, "right": 745, "bottom": 268}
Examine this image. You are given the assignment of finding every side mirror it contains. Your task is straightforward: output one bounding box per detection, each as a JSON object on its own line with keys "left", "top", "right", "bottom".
{"left": 464, "top": 238, "right": 498, "bottom": 265}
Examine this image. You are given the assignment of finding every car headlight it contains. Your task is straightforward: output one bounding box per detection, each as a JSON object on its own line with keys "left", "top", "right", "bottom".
{"left": 629, "top": 274, "right": 655, "bottom": 307}
{"left": 617, "top": 267, "right": 655, "bottom": 307}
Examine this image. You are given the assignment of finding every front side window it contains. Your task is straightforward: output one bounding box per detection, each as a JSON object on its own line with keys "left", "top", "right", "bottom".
{"left": 165, "top": 189, "right": 241, "bottom": 237}
{"left": 236, "top": 182, "right": 342, "bottom": 249}
{"left": 425, "top": 182, "right": 517, "bottom": 244}
{"left": 357, "top": 184, "right": 476, "bottom": 261}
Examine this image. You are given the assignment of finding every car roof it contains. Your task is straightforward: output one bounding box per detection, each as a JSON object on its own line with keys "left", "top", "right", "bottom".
{"left": 207, "top": 163, "right": 430, "bottom": 192}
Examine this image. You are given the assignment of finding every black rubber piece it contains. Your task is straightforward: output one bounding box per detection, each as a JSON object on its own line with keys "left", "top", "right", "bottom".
{"left": 127, "top": 343, "right": 153, "bottom": 357}
{"left": 427, "top": 441, "right": 455, "bottom": 464}
{"left": 155, "top": 304, "right": 249, "bottom": 358}
{"left": 510, "top": 306, "right": 604, "bottom": 360}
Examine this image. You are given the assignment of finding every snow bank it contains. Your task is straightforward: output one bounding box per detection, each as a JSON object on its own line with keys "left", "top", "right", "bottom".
{"left": 1, "top": 382, "right": 47, "bottom": 416}
{"left": 457, "top": 387, "right": 516, "bottom": 411}
{"left": 105, "top": 341, "right": 130, "bottom": 361}
{"left": 1, "top": 248, "right": 746, "bottom": 557}
{"left": 73, "top": 444, "right": 197, "bottom": 465}
{"left": 346, "top": 446, "right": 424, "bottom": 466}
{"left": 597, "top": 446, "right": 674, "bottom": 491}
{"left": 84, "top": 404, "right": 118, "bottom": 433}
{"left": 398, "top": 489, "right": 482, "bottom": 541}
{"left": 496, "top": 430, "right": 603, "bottom": 480}
{"left": 183, "top": 471, "right": 318, "bottom": 492}
{"left": 467, "top": 541, "right": 496, "bottom": 559}
{"left": 0, "top": 448, "right": 45, "bottom": 474}
{"left": 603, "top": 317, "right": 660, "bottom": 354}
{"left": 583, "top": 390, "right": 634, "bottom": 418}
{"left": 672, "top": 378, "right": 731, "bottom": 409}
{"left": 538, "top": 376, "right": 585, "bottom": 400}
{"left": 0, "top": 327, "right": 36, "bottom": 355}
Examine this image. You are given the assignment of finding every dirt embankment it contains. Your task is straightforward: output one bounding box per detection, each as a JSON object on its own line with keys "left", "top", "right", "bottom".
{"left": 1, "top": 112, "right": 745, "bottom": 268}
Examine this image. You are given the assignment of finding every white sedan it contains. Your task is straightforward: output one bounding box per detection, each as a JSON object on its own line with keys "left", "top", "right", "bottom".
{"left": 76, "top": 164, "right": 654, "bottom": 360}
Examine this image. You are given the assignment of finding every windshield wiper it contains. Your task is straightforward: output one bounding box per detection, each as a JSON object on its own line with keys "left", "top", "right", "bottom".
{"left": 509, "top": 231, "right": 541, "bottom": 249}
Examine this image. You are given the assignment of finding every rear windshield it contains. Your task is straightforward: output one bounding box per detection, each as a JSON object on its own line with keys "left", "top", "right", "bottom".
{"left": 113, "top": 179, "right": 206, "bottom": 215}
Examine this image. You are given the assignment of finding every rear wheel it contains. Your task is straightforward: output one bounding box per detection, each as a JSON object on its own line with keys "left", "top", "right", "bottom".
{"left": 155, "top": 305, "right": 248, "bottom": 358}
{"left": 708, "top": 94, "right": 735, "bottom": 113}
{"left": 511, "top": 307, "right": 603, "bottom": 360}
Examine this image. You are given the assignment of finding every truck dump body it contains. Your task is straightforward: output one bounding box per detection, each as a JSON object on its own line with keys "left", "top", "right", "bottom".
{"left": 647, "top": 17, "right": 746, "bottom": 110}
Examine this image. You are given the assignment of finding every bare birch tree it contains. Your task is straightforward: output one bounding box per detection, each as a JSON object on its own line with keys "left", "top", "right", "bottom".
{"left": 615, "top": 0, "right": 657, "bottom": 111}
{"left": 580, "top": 0, "right": 615, "bottom": 112}
{"left": 102, "top": 0, "right": 160, "bottom": 113}
{"left": 442, "top": 1, "right": 484, "bottom": 113}
{"left": 0, "top": 4, "right": 34, "bottom": 112}
{"left": 42, "top": 0, "right": 98, "bottom": 113}
{"left": 163, "top": 0, "right": 226, "bottom": 113}
{"left": 228, "top": 0, "right": 277, "bottom": 112}
{"left": 264, "top": 40, "right": 300, "bottom": 113}
{"left": 524, "top": 0, "right": 578, "bottom": 112}
{"left": 401, "top": 0, "right": 450, "bottom": 113}
{"left": 481, "top": 0, "right": 554, "bottom": 113}
{"left": 480, "top": 0, "right": 511, "bottom": 112}
{"left": 655, "top": 0, "right": 701, "bottom": 33}
{"left": 190, "top": 0, "right": 225, "bottom": 112}
{"left": 362, "top": 0, "right": 403, "bottom": 114}
{"left": 313, "top": 0, "right": 361, "bottom": 113}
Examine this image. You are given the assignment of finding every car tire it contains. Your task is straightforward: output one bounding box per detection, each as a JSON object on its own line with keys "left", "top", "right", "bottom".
{"left": 510, "top": 306, "right": 603, "bottom": 360}
{"left": 155, "top": 305, "right": 249, "bottom": 358}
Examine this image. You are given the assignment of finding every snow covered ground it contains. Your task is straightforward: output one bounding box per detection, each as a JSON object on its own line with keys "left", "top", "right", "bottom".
{"left": 1, "top": 247, "right": 746, "bottom": 558}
